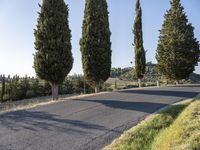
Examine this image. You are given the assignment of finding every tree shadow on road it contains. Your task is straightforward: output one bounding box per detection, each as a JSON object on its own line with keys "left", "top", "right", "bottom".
{"left": 117, "top": 89, "right": 198, "bottom": 99}
{"left": 0, "top": 110, "right": 108, "bottom": 134}
{"left": 75, "top": 99, "right": 168, "bottom": 113}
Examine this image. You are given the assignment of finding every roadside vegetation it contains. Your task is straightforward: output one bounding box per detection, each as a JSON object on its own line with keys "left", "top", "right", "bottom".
{"left": 152, "top": 97, "right": 200, "bottom": 150}
{"left": 1, "top": 68, "right": 200, "bottom": 103}
{"left": 103, "top": 97, "right": 200, "bottom": 150}
{"left": 0, "top": 74, "right": 93, "bottom": 103}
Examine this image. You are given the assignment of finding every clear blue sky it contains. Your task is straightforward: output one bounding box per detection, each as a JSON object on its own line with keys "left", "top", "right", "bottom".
{"left": 0, "top": 0, "right": 199, "bottom": 76}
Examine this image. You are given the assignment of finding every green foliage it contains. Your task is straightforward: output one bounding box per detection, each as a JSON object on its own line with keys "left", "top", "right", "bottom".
{"left": 59, "top": 78, "right": 74, "bottom": 95}
{"left": 6, "top": 76, "right": 30, "bottom": 101}
{"left": 152, "top": 99, "right": 200, "bottom": 150}
{"left": 0, "top": 74, "right": 94, "bottom": 102}
{"left": 111, "top": 68, "right": 132, "bottom": 78}
{"left": 71, "top": 75, "right": 93, "bottom": 94}
{"left": 111, "top": 63, "right": 200, "bottom": 84}
{"left": 111, "top": 63, "right": 160, "bottom": 82}
{"left": 0, "top": 75, "right": 5, "bottom": 102}
{"left": 120, "top": 68, "right": 137, "bottom": 81}
{"left": 104, "top": 102, "right": 189, "bottom": 150}
{"left": 34, "top": 0, "right": 73, "bottom": 87}
{"left": 80, "top": 0, "right": 112, "bottom": 86}
{"left": 133, "top": 0, "right": 146, "bottom": 79}
{"left": 156, "top": 0, "right": 200, "bottom": 81}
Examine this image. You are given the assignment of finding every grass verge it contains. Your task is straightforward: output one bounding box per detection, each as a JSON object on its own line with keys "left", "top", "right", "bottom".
{"left": 151, "top": 97, "right": 200, "bottom": 150}
{"left": 103, "top": 100, "right": 193, "bottom": 150}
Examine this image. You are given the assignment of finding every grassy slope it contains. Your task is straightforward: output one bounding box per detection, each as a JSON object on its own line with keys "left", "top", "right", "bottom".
{"left": 103, "top": 102, "right": 190, "bottom": 150}
{"left": 151, "top": 98, "right": 200, "bottom": 150}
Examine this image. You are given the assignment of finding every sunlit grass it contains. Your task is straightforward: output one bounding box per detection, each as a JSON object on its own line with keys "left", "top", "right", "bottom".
{"left": 151, "top": 98, "right": 200, "bottom": 150}
{"left": 103, "top": 101, "right": 190, "bottom": 150}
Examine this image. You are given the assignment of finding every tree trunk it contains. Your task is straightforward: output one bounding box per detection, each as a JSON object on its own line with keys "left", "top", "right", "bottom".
{"left": 138, "top": 79, "right": 141, "bottom": 88}
{"left": 157, "top": 80, "right": 160, "bottom": 87}
{"left": 114, "top": 80, "right": 117, "bottom": 89}
{"left": 52, "top": 84, "right": 59, "bottom": 100}
{"left": 95, "top": 82, "right": 100, "bottom": 93}
{"left": 84, "top": 78, "right": 86, "bottom": 94}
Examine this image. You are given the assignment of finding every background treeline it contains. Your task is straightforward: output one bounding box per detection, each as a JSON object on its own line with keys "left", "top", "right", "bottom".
{"left": 1, "top": 62, "right": 200, "bottom": 103}
{"left": 0, "top": 74, "right": 93, "bottom": 103}
{"left": 111, "top": 62, "right": 200, "bottom": 83}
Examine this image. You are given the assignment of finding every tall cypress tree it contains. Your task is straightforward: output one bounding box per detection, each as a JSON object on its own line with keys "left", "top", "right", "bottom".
{"left": 80, "top": 0, "right": 112, "bottom": 93}
{"left": 156, "top": 0, "right": 200, "bottom": 83}
{"left": 34, "top": 0, "right": 73, "bottom": 100}
{"left": 1, "top": 75, "right": 5, "bottom": 103}
{"left": 133, "top": 0, "right": 146, "bottom": 88}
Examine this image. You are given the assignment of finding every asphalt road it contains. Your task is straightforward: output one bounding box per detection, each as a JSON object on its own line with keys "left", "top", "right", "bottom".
{"left": 0, "top": 85, "right": 200, "bottom": 150}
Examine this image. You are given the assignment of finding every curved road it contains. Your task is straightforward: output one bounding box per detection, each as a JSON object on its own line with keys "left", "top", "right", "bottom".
{"left": 0, "top": 85, "right": 200, "bottom": 150}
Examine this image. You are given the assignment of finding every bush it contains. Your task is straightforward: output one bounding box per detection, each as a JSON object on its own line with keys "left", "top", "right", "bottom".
{"left": 26, "top": 90, "right": 36, "bottom": 98}
{"left": 0, "top": 74, "right": 94, "bottom": 102}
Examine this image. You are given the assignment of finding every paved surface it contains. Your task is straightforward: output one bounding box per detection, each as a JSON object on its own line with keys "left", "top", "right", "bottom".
{"left": 0, "top": 85, "right": 200, "bottom": 150}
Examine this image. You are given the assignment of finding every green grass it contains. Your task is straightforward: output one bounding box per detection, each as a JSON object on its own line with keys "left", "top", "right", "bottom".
{"left": 103, "top": 101, "right": 190, "bottom": 150}
{"left": 151, "top": 98, "right": 200, "bottom": 150}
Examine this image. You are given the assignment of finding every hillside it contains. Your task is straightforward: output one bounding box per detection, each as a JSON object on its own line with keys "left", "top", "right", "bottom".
{"left": 111, "top": 62, "right": 200, "bottom": 83}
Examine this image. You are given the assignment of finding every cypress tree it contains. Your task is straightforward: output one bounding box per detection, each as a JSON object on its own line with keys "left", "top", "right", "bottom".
{"left": 133, "top": 0, "right": 146, "bottom": 88}
{"left": 80, "top": 0, "right": 112, "bottom": 93}
{"left": 34, "top": 0, "right": 73, "bottom": 100}
{"left": 1, "top": 75, "right": 5, "bottom": 103}
{"left": 156, "top": 0, "right": 200, "bottom": 84}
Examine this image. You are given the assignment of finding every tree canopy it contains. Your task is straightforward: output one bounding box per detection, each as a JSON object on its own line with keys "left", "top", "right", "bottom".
{"left": 34, "top": 0, "right": 73, "bottom": 99}
{"left": 80, "top": 0, "right": 112, "bottom": 92}
{"left": 156, "top": 0, "right": 200, "bottom": 81}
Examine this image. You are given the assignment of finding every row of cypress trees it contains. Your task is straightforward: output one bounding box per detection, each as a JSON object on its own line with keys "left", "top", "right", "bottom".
{"left": 34, "top": 0, "right": 112, "bottom": 100}
{"left": 34, "top": 0, "right": 199, "bottom": 100}
{"left": 133, "top": 0, "right": 199, "bottom": 87}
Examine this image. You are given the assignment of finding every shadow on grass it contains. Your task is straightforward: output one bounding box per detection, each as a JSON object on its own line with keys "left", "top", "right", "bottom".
{"left": 104, "top": 102, "right": 190, "bottom": 150}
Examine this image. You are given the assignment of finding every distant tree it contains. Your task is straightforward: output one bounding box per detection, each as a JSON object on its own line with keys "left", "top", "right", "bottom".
{"left": 156, "top": 0, "right": 200, "bottom": 84}
{"left": 80, "top": 0, "right": 112, "bottom": 93}
{"left": 60, "top": 77, "right": 74, "bottom": 94}
{"left": 114, "top": 80, "right": 117, "bottom": 89}
{"left": 34, "top": 0, "right": 73, "bottom": 100}
{"left": 32, "top": 78, "right": 40, "bottom": 96}
{"left": 73, "top": 76, "right": 84, "bottom": 94}
{"left": 43, "top": 80, "right": 51, "bottom": 95}
{"left": 0, "top": 75, "right": 5, "bottom": 102}
{"left": 0, "top": 75, "right": 2, "bottom": 81}
{"left": 133, "top": 0, "right": 146, "bottom": 88}
{"left": 19, "top": 76, "right": 30, "bottom": 98}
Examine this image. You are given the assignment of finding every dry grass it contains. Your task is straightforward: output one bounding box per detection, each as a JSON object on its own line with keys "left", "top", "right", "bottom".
{"left": 103, "top": 101, "right": 191, "bottom": 150}
{"left": 151, "top": 98, "right": 200, "bottom": 150}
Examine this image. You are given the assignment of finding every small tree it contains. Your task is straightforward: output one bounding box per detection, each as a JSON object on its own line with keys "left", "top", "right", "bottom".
{"left": 34, "top": 0, "right": 73, "bottom": 100}
{"left": 80, "top": 0, "right": 112, "bottom": 93}
{"left": 0, "top": 75, "right": 5, "bottom": 103}
{"left": 133, "top": 0, "right": 146, "bottom": 88}
{"left": 156, "top": 0, "right": 200, "bottom": 83}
